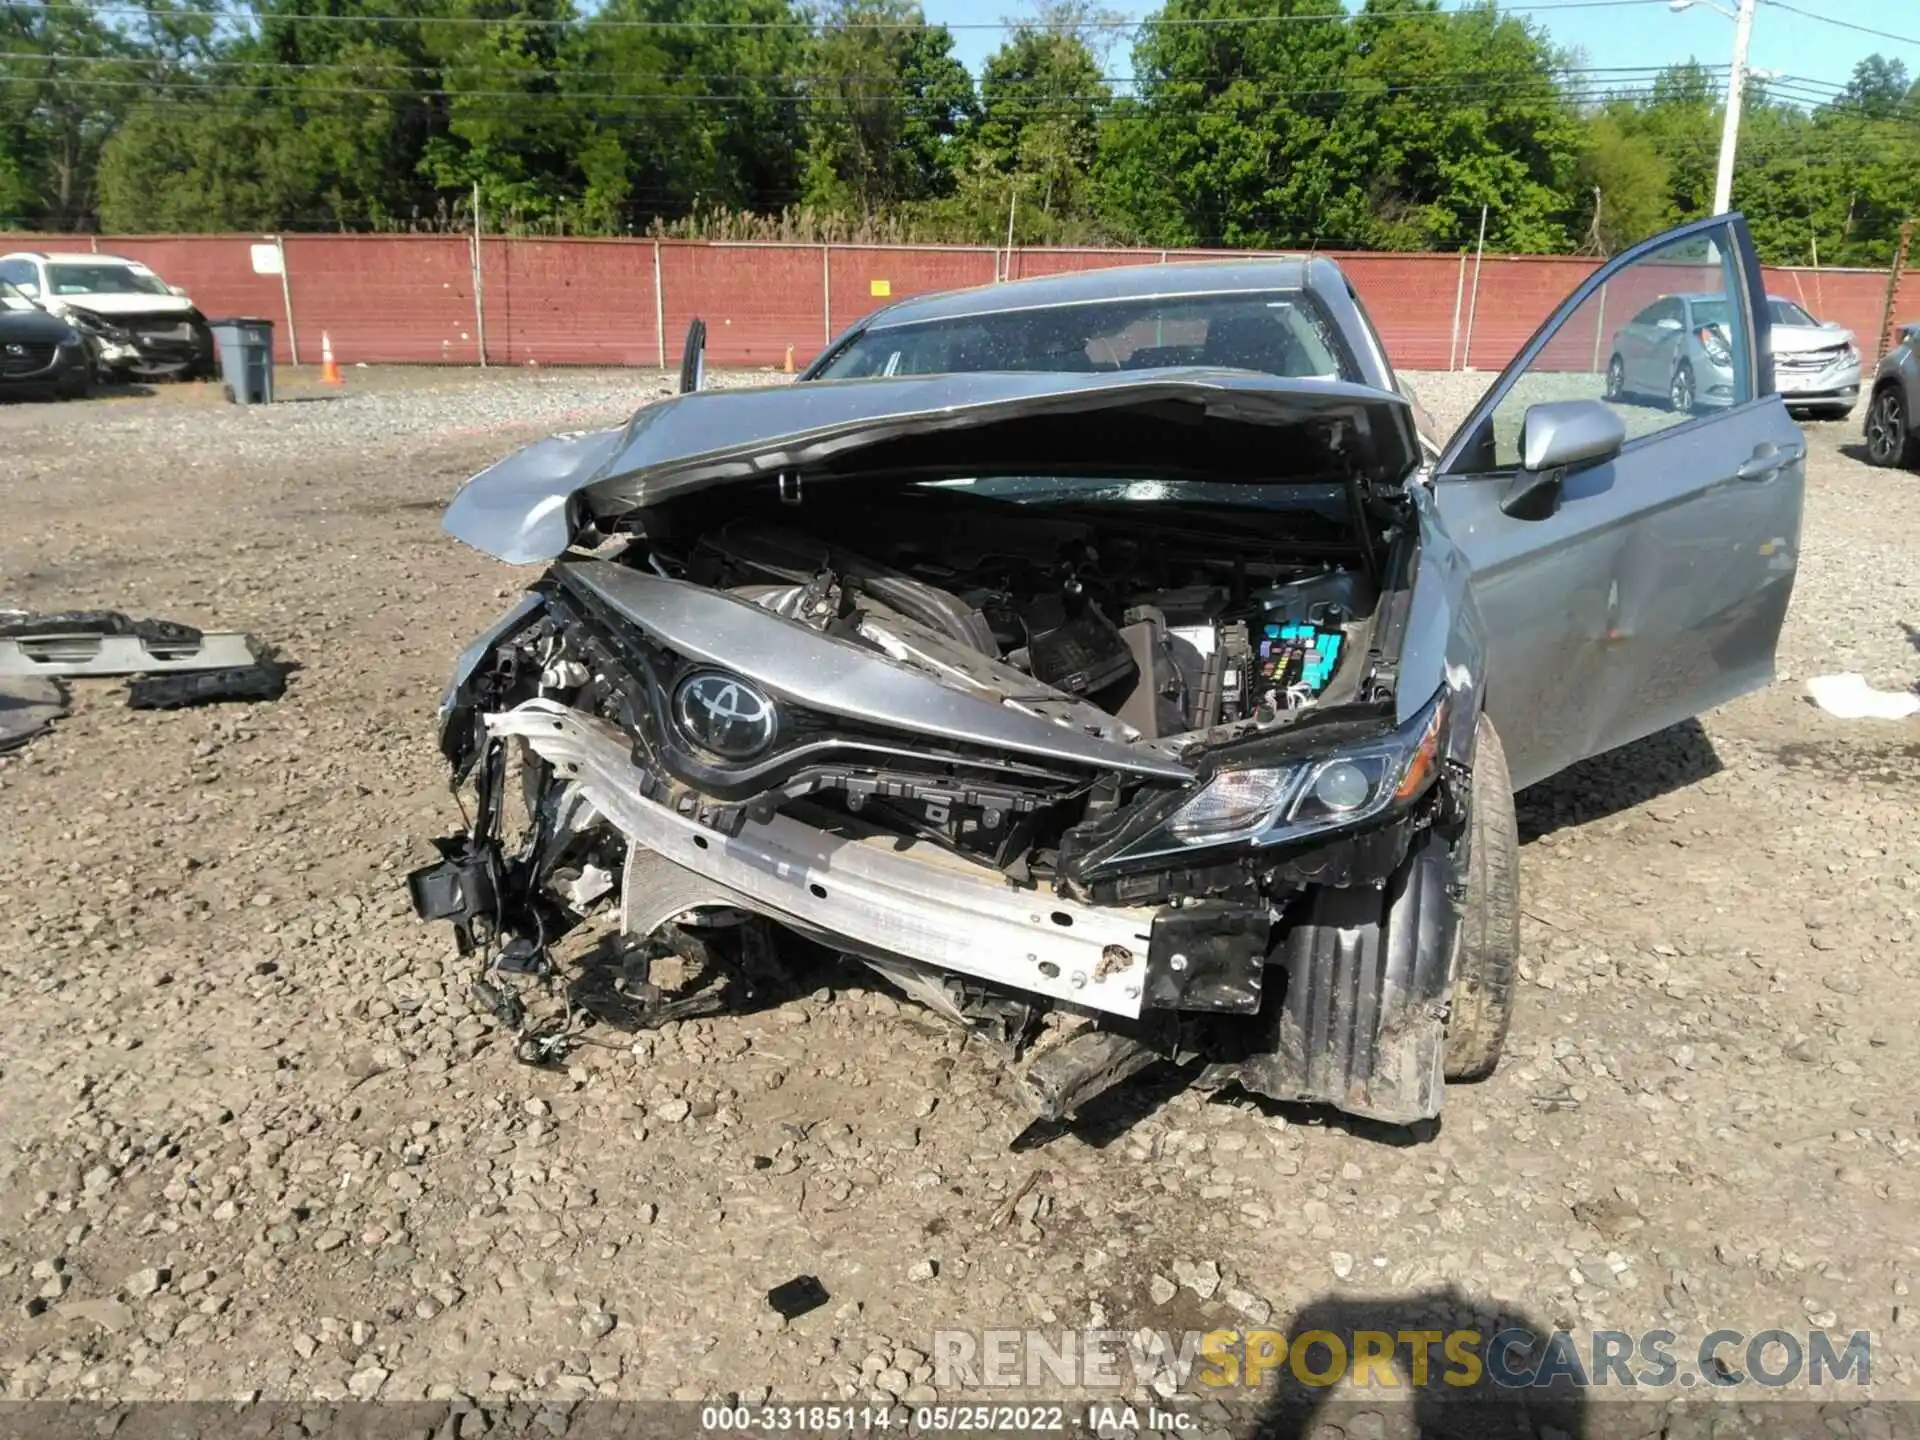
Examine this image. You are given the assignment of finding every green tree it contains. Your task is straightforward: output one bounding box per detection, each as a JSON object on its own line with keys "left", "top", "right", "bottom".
{"left": 1331, "top": 0, "right": 1581, "bottom": 252}
{"left": 944, "top": 2, "right": 1111, "bottom": 240}
{"left": 1572, "top": 112, "right": 1673, "bottom": 253}
{"left": 418, "top": 0, "right": 592, "bottom": 226}
{"left": 1092, "top": 0, "right": 1357, "bottom": 248}
{"left": 801, "top": 0, "right": 976, "bottom": 213}
{"left": 1597, "top": 62, "right": 1720, "bottom": 228}
{"left": 573, "top": 0, "right": 806, "bottom": 229}
{"left": 0, "top": 0, "right": 144, "bottom": 228}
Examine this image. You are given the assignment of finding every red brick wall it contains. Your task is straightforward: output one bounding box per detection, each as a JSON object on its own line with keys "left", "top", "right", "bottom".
{"left": 7, "top": 232, "right": 1918, "bottom": 373}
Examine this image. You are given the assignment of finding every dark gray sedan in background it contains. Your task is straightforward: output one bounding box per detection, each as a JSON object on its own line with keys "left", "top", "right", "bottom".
{"left": 417, "top": 214, "right": 1804, "bottom": 1130}
{"left": 1866, "top": 323, "right": 1920, "bottom": 470}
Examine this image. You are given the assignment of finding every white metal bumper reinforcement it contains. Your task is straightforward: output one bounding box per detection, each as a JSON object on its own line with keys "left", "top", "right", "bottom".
{"left": 487, "top": 700, "right": 1157, "bottom": 1018}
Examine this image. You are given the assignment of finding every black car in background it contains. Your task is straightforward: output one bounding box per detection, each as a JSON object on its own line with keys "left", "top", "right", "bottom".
{"left": 0, "top": 251, "right": 214, "bottom": 382}
{"left": 0, "top": 279, "right": 91, "bottom": 400}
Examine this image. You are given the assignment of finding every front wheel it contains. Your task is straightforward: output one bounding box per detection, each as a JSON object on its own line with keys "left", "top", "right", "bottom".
{"left": 1668, "top": 362, "right": 1697, "bottom": 415}
{"left": 1444, "top": 713, "right": 1519, "bottom": 1081}
{"left": 1604, "top": 354, "right": 1626, "bottom": 401}
{"left": 1865, "top": 385, "right": 1919, "bottom": 469}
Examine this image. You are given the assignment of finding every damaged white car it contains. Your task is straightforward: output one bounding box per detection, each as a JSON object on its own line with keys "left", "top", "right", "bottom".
{"left": 415, "top": 216, "right": 1803, "bottom": 1125}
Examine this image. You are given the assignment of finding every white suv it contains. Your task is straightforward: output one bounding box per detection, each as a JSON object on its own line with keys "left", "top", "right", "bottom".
{"left": 0, "top": 251, "right": 215, "bottom": 380}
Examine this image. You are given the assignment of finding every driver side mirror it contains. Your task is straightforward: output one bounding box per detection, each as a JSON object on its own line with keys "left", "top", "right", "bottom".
{"left": 1499, "top": 399, "right": 1626, "bottom": 520}
{"left": 167, "top": 284, "right": 190, "bottom": 298}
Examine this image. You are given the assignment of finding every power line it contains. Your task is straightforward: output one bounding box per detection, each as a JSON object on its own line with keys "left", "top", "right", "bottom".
{"left": 1763, "top": 1, "right": 1920, "bottom": 50}
{"left": 2, "top": 0, "right": 1668, "bottom": 31}
{"left": 0, "top": 62, "right": 1714, "bottom": 106}
{"left": 0, "top": 49, "right": 1701, "bottom": 89}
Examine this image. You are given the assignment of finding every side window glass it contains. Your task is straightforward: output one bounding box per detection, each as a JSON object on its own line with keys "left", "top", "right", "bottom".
{"left": 1460, "top": 224, "right": 1754, "bottom": 473}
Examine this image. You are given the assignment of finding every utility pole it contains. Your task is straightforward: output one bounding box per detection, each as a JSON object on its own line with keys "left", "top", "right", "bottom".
{"left": 1713, "top": 0, "right": 1756, "bottom": 214}
{"left": 1670, "top": 0, "right": 1756, "bottom": 214}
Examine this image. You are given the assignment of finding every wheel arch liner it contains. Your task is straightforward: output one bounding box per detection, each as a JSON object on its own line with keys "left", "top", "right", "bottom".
{"left": 1208, "top": 825, "right": 1461, "bottom": 1123}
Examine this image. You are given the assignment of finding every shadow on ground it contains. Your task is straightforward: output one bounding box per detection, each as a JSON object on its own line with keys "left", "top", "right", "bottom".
{"left": 1248, "top": 1288, "right": 1588, "bottom": 1439}
{"left": 1515, "top": 718, "right": 1721, "bottom": 843}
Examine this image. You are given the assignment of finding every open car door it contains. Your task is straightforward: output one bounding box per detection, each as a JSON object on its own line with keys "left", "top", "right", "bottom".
{"left": 678, "top": 318, "right": 706, "bottom": 394}
{"left": 1431, "top": 213, "right": 1804, "bottom": 792}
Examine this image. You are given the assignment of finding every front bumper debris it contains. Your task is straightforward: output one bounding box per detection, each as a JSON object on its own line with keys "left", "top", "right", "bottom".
{"left": 483, "top": 699, "right": 1159, "bottom": 1017}
{"left": 415, "top": 697, "right": 1468, "bottom": 1126}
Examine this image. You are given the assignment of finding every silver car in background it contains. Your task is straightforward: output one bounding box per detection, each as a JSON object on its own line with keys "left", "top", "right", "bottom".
{"left": 1605, "top": 291, "right": 1741, "bottom": 414}
{"left": 1765, "top": 296, "right": 1861, "bottom": 419}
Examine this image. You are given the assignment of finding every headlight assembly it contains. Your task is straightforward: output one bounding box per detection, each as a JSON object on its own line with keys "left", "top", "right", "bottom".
{"left": 1141, "top": 690, "right": 1451, "bottom": 859}
{"left": 64, "top": 309, "right": 131, "bottom": 342}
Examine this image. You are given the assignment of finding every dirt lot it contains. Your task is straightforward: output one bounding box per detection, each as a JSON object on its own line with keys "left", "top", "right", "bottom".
{"left": 0, "top": 369, "right": 1916, "bottom": 1437}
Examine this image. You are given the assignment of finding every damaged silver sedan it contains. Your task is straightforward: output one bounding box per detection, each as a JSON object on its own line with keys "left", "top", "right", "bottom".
{"left": 415, "top": 215, "right": 1803, "bottom": 1125}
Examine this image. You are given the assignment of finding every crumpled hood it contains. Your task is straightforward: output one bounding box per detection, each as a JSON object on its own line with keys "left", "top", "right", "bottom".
{"left": 444, "top": 369, "right": 1421, "bottom": 565}
{"left": 53, "top": 293, "right": 197, "bottom": 319}
{"left": 1771, "top": 322, "right": 1854, "bottom": 354}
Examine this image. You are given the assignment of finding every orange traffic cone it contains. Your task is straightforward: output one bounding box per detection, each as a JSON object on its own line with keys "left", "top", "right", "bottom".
{"left": 319, "top": 331, "right": 343, "bottom": 386}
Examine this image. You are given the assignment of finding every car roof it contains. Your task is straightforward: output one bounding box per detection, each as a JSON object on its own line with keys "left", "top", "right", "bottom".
{"left": 2, "top": 251, "right": 142, "bottom": 266}
{"left": 859, "top": 257, "right": 1336, "bottom": 332}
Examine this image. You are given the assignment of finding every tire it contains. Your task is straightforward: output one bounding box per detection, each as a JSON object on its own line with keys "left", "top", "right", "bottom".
{"left": 1604, "top": 354, "right": 1626, "bottom": 402}
{"left": 1865, "top": 384, "right": 1920, "bottom": 469}
{"left": 1668, "top": 362, "right": 1696, "bottom": 415}
{"left": 1444, "top": 712, "right": 1519, "bottom": 1082}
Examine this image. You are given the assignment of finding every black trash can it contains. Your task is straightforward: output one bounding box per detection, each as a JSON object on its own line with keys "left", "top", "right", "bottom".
{"left": 209, "top": 317, "right": 275, "bottom": 406}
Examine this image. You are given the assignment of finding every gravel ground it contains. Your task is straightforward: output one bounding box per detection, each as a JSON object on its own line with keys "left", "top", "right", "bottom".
{"left": 1, "top": 368, "right": 1917, "bottom": 1437}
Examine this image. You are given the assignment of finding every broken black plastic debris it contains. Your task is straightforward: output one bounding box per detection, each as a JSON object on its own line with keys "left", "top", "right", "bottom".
{"left": 766, "top": 1275, "right": 829, "bottom": 1320}
{"left": 494, "top": 936, "right": 550, "bottom": 976}
{"left": 469, "top": 978, "right": 525, "bottom": 1029}
{"left": 0, "top": 677, "right": 66, "bottom": 752}
{"left": 127, "top": 660, "right": 290, "bottom": 710}
{"left": 514, "top": 1028, "right": 573, "bottom": 1068}
{"left": 0, "top": 609, "right": 201, "bottom": 644}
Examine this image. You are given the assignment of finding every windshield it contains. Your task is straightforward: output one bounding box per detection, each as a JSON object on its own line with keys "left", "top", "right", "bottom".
{"left": 46, "top": 263, "right": 171, "bottom": 297}
{"left": 817, "top": 289, "right": 1359, "bottom": 383}
{"left": 1767, "top": 298, "right": 1817, "bottom": 327}
{"left": 0, "top": 278, "right": 32, "bottom": 310}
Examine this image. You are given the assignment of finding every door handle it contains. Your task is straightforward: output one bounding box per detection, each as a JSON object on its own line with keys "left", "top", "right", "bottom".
{"left": 1736, "top": 442, "right": 1803, "bottom": 481}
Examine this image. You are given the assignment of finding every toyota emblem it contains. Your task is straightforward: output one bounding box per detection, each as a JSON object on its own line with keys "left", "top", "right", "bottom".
{"left": 673, "top": 671, "right": 778, "bottom": 760}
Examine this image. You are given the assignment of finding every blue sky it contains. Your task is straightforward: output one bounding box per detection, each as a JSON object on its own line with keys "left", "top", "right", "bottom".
{"left": 922, "top": 0, "right": 1920, "bottom": 101}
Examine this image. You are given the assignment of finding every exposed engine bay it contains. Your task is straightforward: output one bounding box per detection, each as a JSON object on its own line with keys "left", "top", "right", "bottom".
{"left": 701, "top": 511, "right": 1365, "bottom": 730}
{"left": 649, "top": 500, "right": 1383, "bottom": 872}
{"left": 419, "top": 470, "right": 1475, "bottom": 1127}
